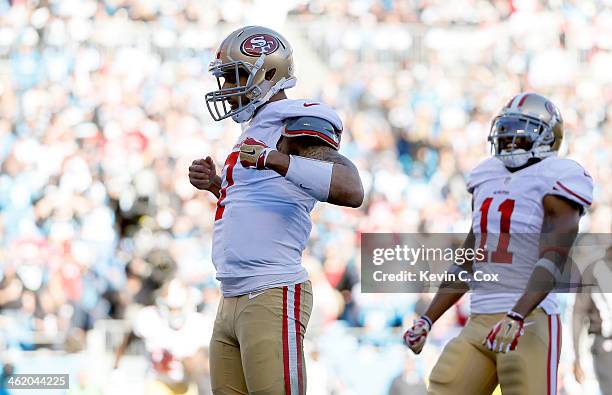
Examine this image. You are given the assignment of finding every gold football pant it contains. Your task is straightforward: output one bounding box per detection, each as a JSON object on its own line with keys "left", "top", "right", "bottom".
{"left": 210, "top": 281, "right": 313, "bottom": 395}
{"left": 428, "top": 309, "right": 561, "bottom": 395}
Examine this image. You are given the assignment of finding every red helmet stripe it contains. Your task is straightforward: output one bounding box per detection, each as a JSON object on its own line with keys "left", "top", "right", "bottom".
{"left": 518, "top": 94, "right": 529, "bottom": 107}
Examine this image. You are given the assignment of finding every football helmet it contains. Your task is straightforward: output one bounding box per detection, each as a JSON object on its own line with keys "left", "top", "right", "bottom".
{"left": 489, "top": 93, "right": 563, "bottom": 168}
{"left": 205, "top": 26, "right": 297, "bottom": 123}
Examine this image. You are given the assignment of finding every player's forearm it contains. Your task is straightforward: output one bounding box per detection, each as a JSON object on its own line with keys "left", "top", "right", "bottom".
{"left": 266, "top": 151, "right": 364, "bottom": 207}
{"left": 511, "top": 267, "right": 555, "bottom": 317}
{"left": 423, "top": 289, "right": 468, "bottom": 324}
{"left": 511, "top": 233, "right": 573, "bottom": 317}
{"left": 512, "top": 195, "right": 581, "bottom": 317}
{"left": 265, "top": 150, "right": 291, "bottom": 175}
{"left": 328, "top": 162, "right": 364, "bottom": 207}
{"left": 424, "top": 230, "right": 475, "bottom": 323}
{"left": 511, "top": 243, "right": 577, "bottom": 317}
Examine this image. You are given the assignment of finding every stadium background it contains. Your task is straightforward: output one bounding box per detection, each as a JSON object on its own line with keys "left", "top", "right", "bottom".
{"left": 0, "top": 0, "right": 611, "bottom": 394}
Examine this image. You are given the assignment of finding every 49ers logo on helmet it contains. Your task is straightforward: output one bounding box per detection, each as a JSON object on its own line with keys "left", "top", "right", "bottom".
{"left": 545, "top": 101, "right": 559, "bottom": 118}
{"left": 241, "top": 34, "right": 279, "bottom": 56}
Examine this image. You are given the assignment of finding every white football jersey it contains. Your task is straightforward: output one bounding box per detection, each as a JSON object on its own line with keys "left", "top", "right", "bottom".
{"left": 133, "top": 306, "right": 210, "bottom": 383}
{"left": 212, "top": 99, "right": 343, "bottom": 297}
{"left": 467, "top": 156, "right": 593, "bottom": 315}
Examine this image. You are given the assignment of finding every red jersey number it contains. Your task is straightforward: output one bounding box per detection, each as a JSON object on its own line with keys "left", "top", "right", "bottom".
{"left": 477, "top": 198, "right": 515, "bottom": 264}
{"left": 215, "top": 151, "right": 239, "bottom": 221}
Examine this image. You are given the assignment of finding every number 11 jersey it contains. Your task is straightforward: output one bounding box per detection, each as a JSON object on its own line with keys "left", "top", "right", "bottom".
{"left": 466, "top": 156, "right": 593, "bottom": 315}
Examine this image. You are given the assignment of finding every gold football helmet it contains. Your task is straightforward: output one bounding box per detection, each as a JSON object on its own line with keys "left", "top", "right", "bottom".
{"left": 489, "top": 93, "right": 564, "bottom": 168}
{"left": 205, "top": 26, "right": 296, "bottom": 123}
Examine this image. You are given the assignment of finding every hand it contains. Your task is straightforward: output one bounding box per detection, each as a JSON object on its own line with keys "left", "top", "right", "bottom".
{"left": 403, "top": 316, "right": 432, "bottom": 354}
{"left": 573, "top": 360, "right": 584, "bottom": 384}
{"left": 483, "top": 311, "right": 525, "bottom": 353}
{"left": 239, "top": 137, "right": 274, "bottom": 169}
{"left": 189, "top": 157, "right": 217, "bottom": 191}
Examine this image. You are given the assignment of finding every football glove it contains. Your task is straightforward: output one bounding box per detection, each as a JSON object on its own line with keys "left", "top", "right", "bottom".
{"left": 239, "top": 137, "right": 275, "bottom": 169}
{"left": 403, "top": 315, "right": 432, "bottom": 354}
{"left": 483, "top": 311, "right": 525, "bottom": 353}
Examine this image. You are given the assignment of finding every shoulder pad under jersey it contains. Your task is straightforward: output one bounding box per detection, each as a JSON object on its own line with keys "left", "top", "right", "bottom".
{"left": 283, "top": 116, "right": 341, "bottom": 150}
{"left": 545, "top": 158, "right": 593, "bottom": 209}
{"left": 278, "top": 99, "right": 343, "bottom": 130}
{"left": 466, "top": 157, "right": 508, "bottom": 194}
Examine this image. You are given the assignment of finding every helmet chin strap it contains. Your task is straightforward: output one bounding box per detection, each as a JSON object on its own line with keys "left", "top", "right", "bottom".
{"left": 233, "top": 104, "right": 256, "bottom": 123}
{"left": 232, "top": 77, "right": 297, "bottom": 123}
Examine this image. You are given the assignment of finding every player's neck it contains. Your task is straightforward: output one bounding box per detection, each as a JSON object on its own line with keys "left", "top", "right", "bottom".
{"left": 506, "top": 157, "right": 541, "bottom": 173}
{"left": 253, "top": 91, "right": 287, "bottom": 118}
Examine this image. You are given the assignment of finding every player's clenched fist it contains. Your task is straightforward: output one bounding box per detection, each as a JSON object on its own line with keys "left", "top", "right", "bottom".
{"left": 239, "top": 137, "right": 275, "bottom": 169}
{"left": 189, "top": 156, "right": 218, "bottom": 191}
{"left": 483, "top": 311, "right": 525, "bottom": 353}
{"left": 403, "top": 316, "right": 432, "bottom": 354}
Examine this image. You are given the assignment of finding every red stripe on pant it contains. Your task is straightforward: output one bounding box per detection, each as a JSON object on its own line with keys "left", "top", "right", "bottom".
{"left": 295, "top": 284, "right": 303, "bottom": 395}
{"left": 547, "top": 315, "right": 561, "bottom": 395}
{"left": 282, "top": 287, "right": 291, "bottom": 395}
{"left": 555, "top": 315, "right": 561, "bottom": 393}
{"left": 556, "top": 315, "right": 561, "bottom": 362}
{"left": 547, "top": 316, "right": 552, "bottom": 395}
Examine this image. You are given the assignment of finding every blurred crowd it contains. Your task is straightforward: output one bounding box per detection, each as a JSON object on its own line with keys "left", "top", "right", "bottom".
{"left": 0, "top": 0, "right": 611, "bottom": 394}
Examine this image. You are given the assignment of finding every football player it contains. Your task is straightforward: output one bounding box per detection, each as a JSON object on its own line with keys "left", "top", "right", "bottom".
{"left": 188, "top": 26, "right": 363, "bottom": 394}
{"left": 114, "top": 279, "right": 208, "bottom": 395}
{"left": 403, "top": 93, "right": 593, "bottom": 395}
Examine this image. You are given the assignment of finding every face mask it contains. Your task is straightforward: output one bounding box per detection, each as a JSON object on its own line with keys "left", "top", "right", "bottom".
{"left": 498, "top": 148, "right": 530, "bottom": 168}
{"left": 232, "top": 103, "right": 256, "bottom": 123}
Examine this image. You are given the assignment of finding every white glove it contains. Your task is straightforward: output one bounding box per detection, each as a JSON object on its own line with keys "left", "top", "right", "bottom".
{"left": 403, "top": 315, "right": 432, "bottom": 354}
{"left": 483, "top": 311, "right": 525, "bottom": 353}
{"left": 239, "top": 137, "right": 274, "bottom": 169}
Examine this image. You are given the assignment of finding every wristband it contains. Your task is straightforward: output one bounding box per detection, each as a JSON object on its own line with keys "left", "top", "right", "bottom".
{"left": 285, "top": 155, "right": 333, "bottom": 201}
{"left": 259, "top": 147, "right": 275, "bottom": 169}
{"left": 507, "top": 310, "right": 525, "bottom": 322}
{"left": 420, "top": 315, "right": 433, "bottom": 330}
